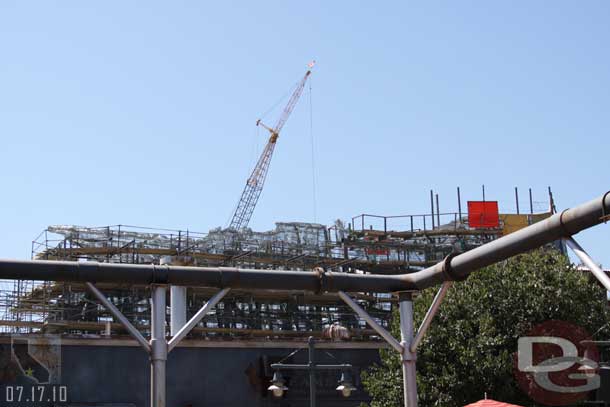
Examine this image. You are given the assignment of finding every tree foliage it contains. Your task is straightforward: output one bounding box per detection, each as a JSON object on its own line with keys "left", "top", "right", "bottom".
{"left": 361, "top": 249, "right": 610, "bottom": 406}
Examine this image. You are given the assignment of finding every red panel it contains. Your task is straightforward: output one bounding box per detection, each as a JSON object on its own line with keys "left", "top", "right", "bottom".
{"left": 365, "top": 247, "right": 390, "bottom": 256}
{"left": 468, "top": 201, "right": 499, "bottom": 228}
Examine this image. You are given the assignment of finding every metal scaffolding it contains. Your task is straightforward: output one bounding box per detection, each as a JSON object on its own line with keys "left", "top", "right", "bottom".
{"left": 0, "top": 190, "right": 607, "bottom": 407}
{"left": 0, "top": 188, "right": 554, "bottom": 340}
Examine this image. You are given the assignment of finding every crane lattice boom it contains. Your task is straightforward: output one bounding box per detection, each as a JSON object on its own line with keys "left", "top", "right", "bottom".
{"left": 228, "top": 65, "right": 313, "bottom": 230}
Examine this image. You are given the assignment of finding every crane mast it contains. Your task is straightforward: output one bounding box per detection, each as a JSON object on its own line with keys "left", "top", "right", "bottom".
{"left": 228, "top": 65, "right": 313, "bottom": 230}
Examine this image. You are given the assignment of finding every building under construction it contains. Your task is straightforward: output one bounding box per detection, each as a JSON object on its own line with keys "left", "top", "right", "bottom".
{"left": 0, "top": 66, "right": 560, "bottom": 406}
{"left": 0, "top": 186, "right": 554, "bottom": 406}
{"left": 1, "top": 187, "right": 554, "bottom": 337}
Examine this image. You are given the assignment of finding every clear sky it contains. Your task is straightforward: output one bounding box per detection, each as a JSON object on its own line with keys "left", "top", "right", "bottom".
{"left": 0, "top": 2, "right": 608, "bottom": 267}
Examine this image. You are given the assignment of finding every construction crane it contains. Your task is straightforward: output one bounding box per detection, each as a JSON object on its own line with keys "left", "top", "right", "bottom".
{"left": 228, "top": 63, "right": 314, "bottom": 230}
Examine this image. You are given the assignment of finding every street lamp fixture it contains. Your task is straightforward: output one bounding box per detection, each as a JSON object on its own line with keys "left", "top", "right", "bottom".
{"left": 336, "top": 371, "right": 356, "bottom": 398}
{"left": 269, "top": 336, "right": 354, "bottom": 406}
{"left": 268, "top": 370, "right": 288, "bottom": 398}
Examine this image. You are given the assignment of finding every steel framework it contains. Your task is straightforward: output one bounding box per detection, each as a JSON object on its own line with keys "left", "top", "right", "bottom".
{"left": 1, "top": 187, "right": 554, "bottom": 340}
{"left": 0, "top": 191, "right": 607, "bottom": 407}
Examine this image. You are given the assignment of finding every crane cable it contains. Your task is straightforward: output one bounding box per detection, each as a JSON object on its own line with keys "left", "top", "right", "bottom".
{"left": 225, "top": 84, "right": 296, "bottom": 229}
{"left": 309, "top": 78, "right": 318, "bottom": 223}
{"left": 259, "top": 81, "right": 300, "bottom": 122}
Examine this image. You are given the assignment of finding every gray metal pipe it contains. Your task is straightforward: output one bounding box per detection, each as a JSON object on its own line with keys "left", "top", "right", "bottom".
{"left": 399, "top": 292, "right": 417, "bottom": 407}
{"left": 167, "top": 287, "right": 230, "bottom": 352}
{"left": 338, "top": 291, "right": 403, "bottom": 353}
{"left": 0, "top": 192, "right": 608, "bottom": 292}
{"left": 410, "top": 282, "right": 452, "bottom": 353}
{"left": 565, "top": 237, "right": 610, "bottom": 291}
{"left": 150, "top": 286, "right": 167, "bottom": 407}
{"left": 0, "top": 260, "right": 411, "bottom": 292}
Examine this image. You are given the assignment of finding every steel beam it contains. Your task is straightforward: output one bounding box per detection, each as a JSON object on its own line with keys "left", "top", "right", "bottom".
{"left": 410, "top": 282, "right": 452, "bottom": 353}
{"left": 85, "top": 282, "right": 151, "bottom": 353}
{"left": 167, "top": 288, "right": 230, "bottom": 352}
{"left": 271, "top": 363, "right": 352, "bottom": 370}
{"left": 338, "top": 291, "right": 403, "bottom": 353}
{"left": 565, "top": 237, "right": 610, "bottom": 291}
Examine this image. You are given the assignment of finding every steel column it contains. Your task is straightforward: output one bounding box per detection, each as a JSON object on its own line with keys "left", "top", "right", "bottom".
{"left": 435, "top": 194, "right": 441, "bottom": 228}
{"left": 430, "top": 190, "right": 435, "bottom": 230}
{"left": 150, "top": 286, "right": 167, "bottom": 407}
{"left": 161, "top": 256, "right": 188, "bottom": 336}
{"left": 399, "top": 292, "right": 417, "bottom": 407}
{"left": 309, "top": 336, "right": 316, "bottom": 407}
{"left": 457, "top": 187, "right": 462, "bottom": 222}
{"left": 170, "top": 286, "right": 186, "bottom": 336}
{"left": 565, "top": 237, "right": 610, "bottom": 291}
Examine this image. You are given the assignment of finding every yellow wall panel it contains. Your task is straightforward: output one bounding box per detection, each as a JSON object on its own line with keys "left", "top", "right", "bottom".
{"left": 499, "top": 213, "right": 551, "bottom": 235}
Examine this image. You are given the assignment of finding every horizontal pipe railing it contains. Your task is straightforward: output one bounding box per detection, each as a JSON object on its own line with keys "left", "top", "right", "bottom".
{"left": 0, "top": 191, "right": 608, "bottom": 293}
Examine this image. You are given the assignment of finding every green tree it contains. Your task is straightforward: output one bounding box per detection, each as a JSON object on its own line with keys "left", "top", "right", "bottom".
{"left": 361, "top": 249, "right": 610, "bottom": 407}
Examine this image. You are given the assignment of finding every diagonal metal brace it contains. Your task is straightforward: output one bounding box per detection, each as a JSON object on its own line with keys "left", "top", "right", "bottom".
{"left": 167, "top": 287, "right": 230, "bottom": 352}
{"left": 564, "top": 237, "right": 610, "bottom": 291}
{"left": 410, "top": 281, "right": 452, "bottom": 353}
{"left": 86, "top": 282, "right": 151, "bottom": 353}
{"left": 338, "top": 291, "right": 403, "bottom": 353}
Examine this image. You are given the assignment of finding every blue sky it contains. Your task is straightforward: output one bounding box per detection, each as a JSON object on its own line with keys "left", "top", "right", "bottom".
{"left": 0, "top": 1, "right": 608, "bottom": 267}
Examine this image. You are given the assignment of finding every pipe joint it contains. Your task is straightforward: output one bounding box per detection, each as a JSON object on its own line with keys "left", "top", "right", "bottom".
{"left": 152, "top": 265, "right": 169, "bottom": 285}
{"left": 150, "top": 339, "right": 167, "bottom": 361}
{"left": 218, "top": 267, "right": 240, "bottom": 287}
{"left": 601, "top": 191, "right": 610, "bottom": 223}
{"left": 401, "top": 342, "right": 417, "bottom": 361}
{"left": 441, "top": 253, "right": 466, "bottom": 282}
{"left": 315, "top": 267, "right": 328, "bottom": 293}
{"left": 558, "top": 208, "right": 573, "bottom": 237}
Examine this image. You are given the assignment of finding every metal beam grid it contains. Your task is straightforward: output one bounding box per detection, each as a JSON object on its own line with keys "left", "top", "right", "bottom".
{"left": 5, "top": 203, "right": 515, "bottom": 337}
{"left": 4, "top": 190, "right": 605, "bottom": 342}
{"left": 1, "top": 280, "right": 393, "bottom": 339}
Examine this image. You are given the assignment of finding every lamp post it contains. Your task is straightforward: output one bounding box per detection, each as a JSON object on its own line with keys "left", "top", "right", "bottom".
{"left": 268, "top": 336, "right": 354, "bottom": 407}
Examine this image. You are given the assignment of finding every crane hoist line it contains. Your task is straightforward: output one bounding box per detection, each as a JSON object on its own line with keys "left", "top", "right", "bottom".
{"left": 228, "top": 62, "right": 314, "bottom": 231}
